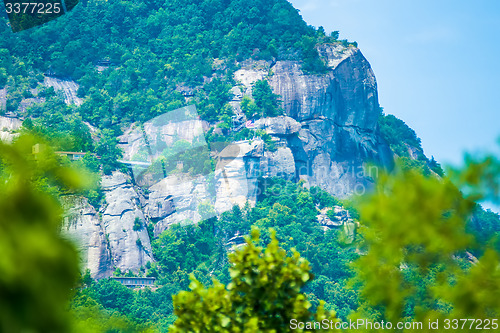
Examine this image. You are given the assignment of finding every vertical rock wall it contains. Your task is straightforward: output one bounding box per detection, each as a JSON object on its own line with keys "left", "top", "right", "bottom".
{"left": 62, "top": 196, "right": 112, "bottom": 279}
{"left": 63, "top": 172, "right": 154, "bottom": 278}
{"left": 236, "top": 44, "right": 392, "bottom": 198}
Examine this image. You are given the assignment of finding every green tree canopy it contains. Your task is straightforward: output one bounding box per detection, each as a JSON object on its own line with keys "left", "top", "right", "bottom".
{"left": 252, "top": 79, "right": 283, "bottom": 118}
{"left": 170, "top": 228, "right": 337, "bottom": 332}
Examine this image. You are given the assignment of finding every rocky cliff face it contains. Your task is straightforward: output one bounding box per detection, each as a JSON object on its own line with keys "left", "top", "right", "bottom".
{"left": 235, "top": 44, "right": 392, "bottom": 197}
{"left": 9, "top": 43, "right": 392, "bottom": 277}
{"left": 0, "top": 115, "right": 21, "bottom": 142}
{"left": 101, "top": 172, "right": 153, "bottom": 271}
{"left": 63, "top": 172, "right": 154, "bottom": 278}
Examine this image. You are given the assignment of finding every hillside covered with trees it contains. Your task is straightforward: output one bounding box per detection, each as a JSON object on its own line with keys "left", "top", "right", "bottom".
{"left": 2, "top": 133, "right": 500, "bottom": 332}
{"left": 0, "top": 0, "right": 342, "bottom": 125}
{"left": 1, "top": 0, "right": 353, "bottom": 176}
{"left": 1, "top": 0, "right": 500, "bottom": 332}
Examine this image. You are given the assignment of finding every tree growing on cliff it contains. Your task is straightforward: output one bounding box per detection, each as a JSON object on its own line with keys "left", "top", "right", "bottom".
{"left": 241, "top": 80, "right": 283, "bottom": 119}
{"left": 252, "top": 79, "right": 283, "bottom": 118}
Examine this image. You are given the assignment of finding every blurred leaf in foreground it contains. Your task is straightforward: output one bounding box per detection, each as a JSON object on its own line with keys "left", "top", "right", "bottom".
{"left": 0, "top": 134, "right": 82, "bottom": 332}
{"left": 351, "top": 152, "right": 500, "bottom": 331}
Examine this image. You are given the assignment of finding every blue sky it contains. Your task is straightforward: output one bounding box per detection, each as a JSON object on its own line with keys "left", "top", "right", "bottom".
{"left": 290, "top": 0, "right": 500, "bottom": 167}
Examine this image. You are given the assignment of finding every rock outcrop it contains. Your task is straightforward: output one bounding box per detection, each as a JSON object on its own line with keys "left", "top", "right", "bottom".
{"left": 63, "top": 172, "right": 156, "bottom": 278}
{"left": 233, "top": 44, "right": 392, "bottom": 198}
{"left": 101, "top": 172, "right": 153, "bottom": 272}
{"left": 0, "top": 115, "right": 21, "bottom": 142}
{"left": 0, "top": 88, "right": 6, "bottom": 111}
{"left": 97, "top": 45, "right": 392, "bottom": 275}
{"left": 254, "top": 116, "right": 301, "bottom": 136}
{"left": 62, "top": 196, "right": 112, "bottom": 279}
{"left": 56, "top": 44, "right": 395, "bottom": 276}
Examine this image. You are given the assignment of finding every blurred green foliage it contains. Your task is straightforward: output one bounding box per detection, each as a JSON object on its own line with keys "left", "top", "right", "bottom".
{"left": 0, "top": 134, "right": 82, "bottom": 332}
{"left": 76, "top": 157, "right": 500, "bottom": 331}
{"left": 351, "top": 160, "right": 500, "bottom": 331}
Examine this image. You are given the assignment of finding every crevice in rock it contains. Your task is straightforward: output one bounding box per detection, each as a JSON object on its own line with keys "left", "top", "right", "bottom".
{"left": 103, "top": 208, "right": 134, "bottom": 218}
{"left": 325, "top": 121, "right": 376, "bottom": 136}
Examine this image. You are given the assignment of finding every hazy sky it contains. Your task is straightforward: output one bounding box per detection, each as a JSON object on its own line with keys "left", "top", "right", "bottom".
{"left": 290, "top": 0, "right": 500, "bottom": 167}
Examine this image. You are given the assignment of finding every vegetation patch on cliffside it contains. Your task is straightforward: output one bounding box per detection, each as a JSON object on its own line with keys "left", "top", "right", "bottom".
{"left": 379, "top": 112, "right": 444, "bottom": 176}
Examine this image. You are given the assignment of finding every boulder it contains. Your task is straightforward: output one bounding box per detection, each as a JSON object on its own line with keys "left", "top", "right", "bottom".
{"left": 254, "top": 116, "right": 301, "bottom": 136}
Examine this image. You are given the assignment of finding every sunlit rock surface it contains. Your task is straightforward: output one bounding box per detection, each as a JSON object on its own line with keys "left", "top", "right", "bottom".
{"left": 0, "top": 115, "right": 21, "bottom": 142}
{"left": 100, "top": 171, "right": 153, "bottom": 273}
{"left": 44, "top": 76, "right": 83, "bottom": 106}
{"left": 62, "top": 196, "right": 112, "bottom": 279}
{"left": 234, "top": 44, "right": 392, "bottom": 198}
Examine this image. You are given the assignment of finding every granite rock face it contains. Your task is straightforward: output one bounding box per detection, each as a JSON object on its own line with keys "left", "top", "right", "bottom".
{"left": 118, "top": 110, "right": 267, "bottom": 239}
{"left": 63, "top": 172, "right": 155, "bottom": 278}
{"left": 101, "top": 172, "right": 153, "bottom": 273}
{"left": 235, "top": 44, "right": 392, "bottom": 198}
{"left": 254, "top": 116, "right": 301, "bottom": 136}
{"left": 148, "top": 174, "right": 211, "bottom": 237}
{"left": 62, "top": 196, "right": 112, "bottom": 279}
{"left": 317, "top": 206, "right": 353, "bottom": 228}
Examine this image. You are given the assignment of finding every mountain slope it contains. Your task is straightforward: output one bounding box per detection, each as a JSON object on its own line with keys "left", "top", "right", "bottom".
{"left": 0, "top": 0, "right": 455, "bottom": 278}
{"left": 1, "top": 0, "right": 391, "bottom": 276}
